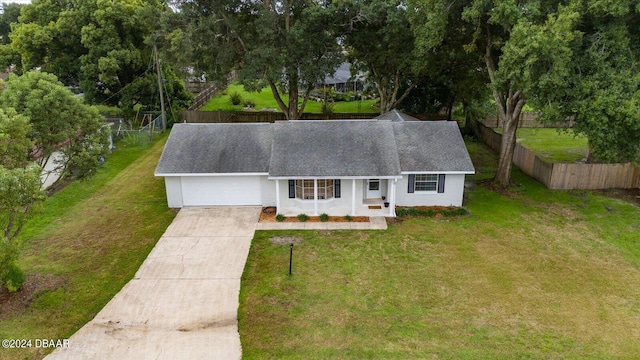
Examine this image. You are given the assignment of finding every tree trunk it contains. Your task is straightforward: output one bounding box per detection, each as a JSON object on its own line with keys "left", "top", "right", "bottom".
{"left": 288, "top": 81, "right": 299, "bottom": 120}
{"left": 269, "top": 80, "right": 289, "bottom": 117}
{"left": 493, "top": 91, "right": 526, "bottom": 187}
{"left": 484, "top": 29, "right": 526, "bottom": 188}
{"left": 494, "top": 113, "right": 518, "bottom": 186}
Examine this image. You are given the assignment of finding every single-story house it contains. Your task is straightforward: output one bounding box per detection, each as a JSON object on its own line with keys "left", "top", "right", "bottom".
{"left": 154, "top": 110, "right": 475, "bottom": 217}
{"left": 323, "top": 62, "right": 366, "bottom": 93}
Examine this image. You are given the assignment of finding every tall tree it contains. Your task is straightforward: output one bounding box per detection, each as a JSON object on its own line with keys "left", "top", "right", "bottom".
{"left": 6, "top": 0, "right": 192, "bottom": 116}
{"left": 405, "top": 2, "right": 488, "bottom": 122}
{"left": 0, "top": 107, "right": 43, "bottom": 293}
{"left": 409, "top": 0, "right": 581, "bottom": 186}
{"left": 166, "top": 0, "right": 343, "bottom": 119}
{"left": 545, "top": 1, "right": 640, "bottom": 163}
{"left": 0, "top": 71, "right": 110, "bottom": 183}
{"left": 0, "top": 107, "right": 30, "bottom": 169}
{"left": 0, "top": 2, "right": 24, "bottom": 45}
{"left": 341, "top": 0, "right": 417, "bottom": 113}
{"left": 0, "top": 2, "right": 25, "bottom": 69}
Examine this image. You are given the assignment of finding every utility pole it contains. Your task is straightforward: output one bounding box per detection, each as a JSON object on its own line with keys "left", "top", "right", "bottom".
{"left": 154, "top": 43, "right": 167, "bottom": 132}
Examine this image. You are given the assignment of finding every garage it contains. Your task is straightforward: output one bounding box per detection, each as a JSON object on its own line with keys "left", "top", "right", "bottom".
{"left": 180, "top": 176, "right": 263, "bottom": 206}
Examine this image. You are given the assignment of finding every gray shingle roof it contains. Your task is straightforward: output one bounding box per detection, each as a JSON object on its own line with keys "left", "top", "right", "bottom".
{"left": 324, "top": 62, "right": 365, "bottom": 85}
{"left": 155, "top": 123, "right": 272, "bottom": 174}
{"left": 155, "top": 111, "right": 475, "bottom": 177}
{"left": 269, "top": 120, "right": 401, "bottom": 177}
{"left": 393, "top": 121, "right": 475, "bottom": 173}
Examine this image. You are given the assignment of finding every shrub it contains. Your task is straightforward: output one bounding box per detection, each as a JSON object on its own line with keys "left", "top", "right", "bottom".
{"left": 442, "top": 207, "right": 469, "bottom": 216}
{"left": 320, "top": 213, "right": 330, "bottom": 222}
{"left": 297, "top": 214, "right": 309, "bottom": 222}
{"left": 275, "top": 214, "right": 285, "bottom": 222}
{"left": 396, "top": 207, "right": 468, "bottom": 217}
{"left": 4, "top": 262, "right": 25, "bottom": 292}
{"left": 230, "top": 91, "right": 243, "bottom": 105}
{"left": 243, "top": 98, "right": 256, "bottom": 108}
{"left": 95, "top": 105, "right": 123, "bottom": 117}
{"left": 321, "top": 101, "right": 335, "bottom": 115}
{"left": 345, "top": 214, "right": 353, "bottom": 222}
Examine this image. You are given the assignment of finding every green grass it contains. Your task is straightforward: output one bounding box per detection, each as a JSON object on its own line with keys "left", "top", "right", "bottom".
{"left": 0, "top": 135, "right": 176, "bottom": 360}
{"left": 200, "top": 84, "right": 379, "bottom": 114}
{"left": 239, "top": 140, "right": 640, "bottom": 359}
{"left": 495, "top": 127, "right": 589, "bottom": 162}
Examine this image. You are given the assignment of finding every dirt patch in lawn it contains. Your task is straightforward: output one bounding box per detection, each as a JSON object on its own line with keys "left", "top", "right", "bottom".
{"left": 259, "top": 207, "right": 369, "bottom": 223}
{"left": 595, "top": 188, "right": 640, "bottom": 206}
{"left": 0, "top": 273, "right": 67, "bottom": 319}
{"left": 269, "top": 236, "right": 304, "bottom": 245}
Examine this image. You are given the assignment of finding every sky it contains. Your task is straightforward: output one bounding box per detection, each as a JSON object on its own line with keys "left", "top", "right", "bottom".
{"left": 4, "top": 0, "right": 31, "bottom": 4}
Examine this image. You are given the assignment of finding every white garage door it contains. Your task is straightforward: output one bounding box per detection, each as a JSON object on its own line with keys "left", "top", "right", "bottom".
{"left": 181, "top": 176, "right": 262, "bottom": 206}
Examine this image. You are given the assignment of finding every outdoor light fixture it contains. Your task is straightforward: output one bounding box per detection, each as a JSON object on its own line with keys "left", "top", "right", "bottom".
{"left": 289, "top": 243, "right": 294, "bottom": 275}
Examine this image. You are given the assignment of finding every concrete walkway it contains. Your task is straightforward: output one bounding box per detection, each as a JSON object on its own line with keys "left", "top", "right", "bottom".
{"left": 46, "top": 207, "right": 261, "bottom": 360}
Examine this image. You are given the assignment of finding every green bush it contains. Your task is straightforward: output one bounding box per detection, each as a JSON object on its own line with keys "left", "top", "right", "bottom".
{"left": 395, "top": 207, "right": 468, "bottom": 217}
{"left": 442, "top": 207, "right": 469, "bottom": 216}
{"left": 243, "top": 98, "right": 256, "bottom": 108}
{"left": 345, "top": 214, "right": 353, "bottom": 222}
{"left": 275, "top": 214, "right": 285, "bottom": 222}
{"left": 230, "top": 92, "right": 243, "bottom": 105}
{"left": 297, "top": 214, "right": 309, "bottom": 222}
{"left": 321, "top": 102, "right": 335, "bottom": 115}
{"left": 4, "top": 262, "right": 25, "bottom": 292}
{"left": 320, "top": 213, "right": 330, "bottom": 222}
{"left": 95, "top": 105, "right": 123, "bottom": 117}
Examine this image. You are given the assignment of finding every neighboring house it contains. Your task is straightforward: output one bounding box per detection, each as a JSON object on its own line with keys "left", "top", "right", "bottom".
{"left": 323, "top": 62, "right": 366, "bottom": 93}
{"left": 154, "top": 111, "right": 475, "bottom": 217}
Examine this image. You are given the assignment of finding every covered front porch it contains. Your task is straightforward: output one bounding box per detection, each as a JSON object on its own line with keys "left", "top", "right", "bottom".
{"left": 272, "top": 178, "right": 399, "bottom": 217}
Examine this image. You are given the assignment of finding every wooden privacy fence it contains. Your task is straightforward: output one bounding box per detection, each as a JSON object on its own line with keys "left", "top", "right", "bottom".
{"left": 483, "top": 112, "right": 575, "bottom": 128}
{"left": 181, "top": 110, "right": 378, "bottom": 123}
{"left": 188, "top": 84, "right": 221, "bottom": 111}
{"left": 476, "top": 123, "right": 640, "bottom": 189}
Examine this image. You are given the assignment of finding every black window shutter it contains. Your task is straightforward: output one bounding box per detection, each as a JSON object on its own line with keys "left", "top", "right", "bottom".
{"left": 288, "top": 180, "right": 295, "bottom": 198}
{"left": 335, "top": 179, "right": 341, "bottom": 198}
{"left": 408, "top": 174, "right": 415, "bottom": 193}
{"left": 438, "top": 174, "right": 446, "bottom": 193}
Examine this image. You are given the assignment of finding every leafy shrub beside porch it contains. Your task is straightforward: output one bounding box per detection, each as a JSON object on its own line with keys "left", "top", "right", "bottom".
{"left": 395, "top": 206, "right": 469, "bottom": 217}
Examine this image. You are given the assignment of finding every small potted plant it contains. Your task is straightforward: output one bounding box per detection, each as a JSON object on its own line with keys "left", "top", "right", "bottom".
{"left": 384, "top": 201, "right": 390, "bottom": 208}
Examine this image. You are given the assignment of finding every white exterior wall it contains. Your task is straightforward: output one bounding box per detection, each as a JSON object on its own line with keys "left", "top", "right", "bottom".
{"left": 395, "top": 174, "right": 467, "bottom": 207}
{"left": 276, "top": 179, "right": 365, "bottom": 216}
{"left": 164, "top": 177, "right": 184, "bottom": 208}
{"left": 164, "top": 174, "right": 468, "bottom": 211}
{"left": 261, "top": 176, "right": 277, "bottom": 206}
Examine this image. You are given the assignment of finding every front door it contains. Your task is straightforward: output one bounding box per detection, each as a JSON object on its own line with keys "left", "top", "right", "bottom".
{"left": 366, "top": 179, "right": 382, "bottom": 199}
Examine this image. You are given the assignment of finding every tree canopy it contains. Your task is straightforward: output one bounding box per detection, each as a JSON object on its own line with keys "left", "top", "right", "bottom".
{"left": 5, "top": 0, "right": 192, "bottom": 117}
{"left": 0, "top": 71, "right": 110, "bottom": 182}
{"left": 340, "top": 0, "right": 418, "bottom": 114}
{"left": 165, "top": 0, "right": 343, "bottom": 119}
{"left": 0, "top": 90, "right": 44, "bottom": 293}
{"left": 409, "top": 0, "right": 640, "bottom": 186}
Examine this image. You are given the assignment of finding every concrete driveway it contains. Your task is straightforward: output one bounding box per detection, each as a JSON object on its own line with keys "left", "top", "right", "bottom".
{"left": 46, "top": 206, "right": 261, "bottom": 360}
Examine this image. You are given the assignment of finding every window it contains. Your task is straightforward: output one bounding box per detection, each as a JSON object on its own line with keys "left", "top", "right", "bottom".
{"left": 415, "top": 174, "right": 438, "bottom": 191}
{"left": 295, "top": 179, "right": 334, "bottom": 200}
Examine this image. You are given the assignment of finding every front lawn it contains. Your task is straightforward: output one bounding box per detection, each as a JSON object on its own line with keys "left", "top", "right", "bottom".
{"left": 0, "top": 136, "right": 176, "bottom": 360}
{"left": 200, "top": 84, "right": 379, "bottom": 114}
{"left": 495, "top": 127, "right": 589, "bottom": 162}
{"left": 239, "top": 140, "right": 640, "bottom": 359}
